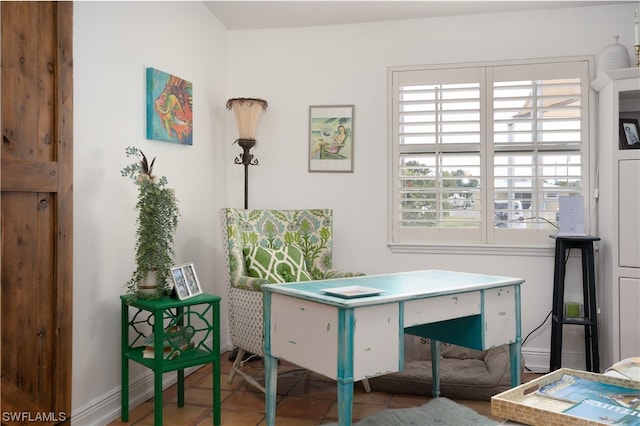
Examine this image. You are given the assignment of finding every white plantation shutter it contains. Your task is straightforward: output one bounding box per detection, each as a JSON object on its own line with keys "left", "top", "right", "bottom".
{"left": 390, "top": 59, "right": 590, "bottom": 246}
{"left": 490, "top": 62, "right": 588, "bottom": 244}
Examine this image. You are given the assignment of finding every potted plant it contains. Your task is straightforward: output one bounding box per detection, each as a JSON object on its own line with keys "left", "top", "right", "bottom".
{"left": 121, "top": 146, "right": 179, "bottom": 299}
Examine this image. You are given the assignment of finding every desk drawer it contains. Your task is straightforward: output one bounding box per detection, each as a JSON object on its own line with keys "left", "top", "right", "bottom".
{"left": 404, "top": 292, "right": 481, "bottom": 327}
{"left": 269, "top": 294, "right": 400, "bottom": 381}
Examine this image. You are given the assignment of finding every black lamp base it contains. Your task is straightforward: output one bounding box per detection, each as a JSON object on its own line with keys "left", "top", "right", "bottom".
{"left": 234, "top": 139, "right": 258, "bottom": 209}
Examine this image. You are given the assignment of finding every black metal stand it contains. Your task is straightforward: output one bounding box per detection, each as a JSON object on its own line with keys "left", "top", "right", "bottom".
{"left": 234, "top": 139, "right": 258, "bottom": 209}
{"left": 549, "top": 234, "right": 601, "bottom": 373}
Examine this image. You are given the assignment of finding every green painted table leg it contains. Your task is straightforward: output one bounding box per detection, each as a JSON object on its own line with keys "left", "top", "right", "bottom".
{"left": 121, "top": 299, "right": 129, "bottom": 422}
{"left": 177, "top": 369, "right": 185, "bottom": 407}
{"left": 212, "top": 359, "right": 221, "bottom": 425}
{"left": 177, "top": 307, "right": 185, "bottom": 408}
{"left": 153, "top": 309, "right": 164, "bottom": 426}
{"left": 212, "top": 301, "right": 221, "bottom": 425}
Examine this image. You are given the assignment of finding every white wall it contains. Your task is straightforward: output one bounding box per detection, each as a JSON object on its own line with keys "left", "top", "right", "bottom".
{"left": 72, "top": 2, "right": 636, "bottom": 424}
{"left": 224, "top": 1, "right": 636, "bottom": 370}
{"left": 73, "top": 2, "right": 228, "bottom": 424}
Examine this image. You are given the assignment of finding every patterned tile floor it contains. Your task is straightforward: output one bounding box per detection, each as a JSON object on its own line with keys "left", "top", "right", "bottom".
{"left": 109, "top": 350, "right": 540, "bottom": 425}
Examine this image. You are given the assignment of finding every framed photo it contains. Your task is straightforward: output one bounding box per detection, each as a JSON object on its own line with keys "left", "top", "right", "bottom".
{"left": 309, "top": 105, "right": 354, "bottom": 172}
{"left": 146, "top": 67, "right": 193, "bottom": 145}
{"left": 619, "top": 118, "right": 640, "bottom": 149}
{"left": 170, "top": 262, "right": 202, "bottom": 300}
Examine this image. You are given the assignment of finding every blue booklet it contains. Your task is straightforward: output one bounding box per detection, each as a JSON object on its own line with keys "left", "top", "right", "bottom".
{"left": 563, "top": 398, "right": 640, "bottom": 425}
{"left": 537, "top": 374, "right": 640, "bottom": 409}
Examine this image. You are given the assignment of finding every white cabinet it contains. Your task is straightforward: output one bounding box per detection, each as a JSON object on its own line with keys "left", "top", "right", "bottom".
{"left": 591, "top": 68, "right": 640, "bottom": 367}
{"left": 619, "top": 160, "right": 640, "bottom": 268}
{"left": 619, "top": 277, "right": 640, "bottom": 358}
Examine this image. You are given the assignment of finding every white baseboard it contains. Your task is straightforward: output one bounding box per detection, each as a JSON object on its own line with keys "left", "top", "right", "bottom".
{"left": 71, "top": 339, "right": 233, "bottom": 426}
{"left": 521, "top": 347, "right": 589, "bottom": 374}
{"left": 71, "top": 365, "right": 201, "bottom": 426}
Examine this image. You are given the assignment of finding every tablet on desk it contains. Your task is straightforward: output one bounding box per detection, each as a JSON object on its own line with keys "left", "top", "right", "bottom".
{"left": 320, "top": 286, "right": 383, "bottom": 298}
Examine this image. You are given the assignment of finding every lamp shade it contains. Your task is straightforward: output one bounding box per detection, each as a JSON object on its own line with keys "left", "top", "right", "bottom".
{"left": 226, "top": 98, "right": 268, "bottom": 140}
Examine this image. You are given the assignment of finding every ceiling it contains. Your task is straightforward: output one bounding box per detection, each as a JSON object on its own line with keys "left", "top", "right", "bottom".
{"left": 204, "top": 1, "right": 631, "bottom": 31}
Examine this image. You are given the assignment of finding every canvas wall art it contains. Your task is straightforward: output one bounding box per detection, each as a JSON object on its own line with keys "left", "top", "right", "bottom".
{"left": 146, "top": 67, "right": 193, "bottom": 145}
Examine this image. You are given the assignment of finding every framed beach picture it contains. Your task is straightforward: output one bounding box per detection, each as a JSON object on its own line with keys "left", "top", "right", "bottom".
{"left": 171, "top": 262, "right": 202, "bottom": 300}
{"left": 309, "top": 105, "right": 354, "bottom": 172}
{"left": 146, "top": 67, "right": 193, "bottom": 145}
{"left": 619, "top": 118, "right": 640, "bottom": 149}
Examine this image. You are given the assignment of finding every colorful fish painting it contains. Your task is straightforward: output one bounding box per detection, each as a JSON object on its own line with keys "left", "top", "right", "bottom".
{"left": 146, "top": 68, "right": 193, "bottom": 145}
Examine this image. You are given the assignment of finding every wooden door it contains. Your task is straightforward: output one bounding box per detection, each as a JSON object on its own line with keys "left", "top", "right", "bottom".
{"left": 1, "top": 2, "right": 73, "bottom": 424}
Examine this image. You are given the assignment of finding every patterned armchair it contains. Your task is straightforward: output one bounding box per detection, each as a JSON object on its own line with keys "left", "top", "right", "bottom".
{"left": 220, "top": 208, "right": 366, "bottom": 392}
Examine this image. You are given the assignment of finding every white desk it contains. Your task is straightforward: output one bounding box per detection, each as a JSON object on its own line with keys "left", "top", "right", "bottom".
{"left": 263, "top": 269, "right": 524, "bottom": 426}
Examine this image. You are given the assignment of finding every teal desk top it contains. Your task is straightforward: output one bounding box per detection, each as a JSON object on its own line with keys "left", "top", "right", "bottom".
{"left": 262, "top": 269, "right": 524, "bottom": 307}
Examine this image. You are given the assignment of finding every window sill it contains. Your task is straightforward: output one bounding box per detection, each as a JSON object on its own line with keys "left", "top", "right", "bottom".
{"left": 387, "top": 242, "right": 554, "bottom": 257}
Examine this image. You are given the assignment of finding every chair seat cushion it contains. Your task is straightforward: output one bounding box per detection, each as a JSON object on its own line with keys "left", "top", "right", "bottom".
{"left": 243, "top": 244, "right": 313, "bottom": 283}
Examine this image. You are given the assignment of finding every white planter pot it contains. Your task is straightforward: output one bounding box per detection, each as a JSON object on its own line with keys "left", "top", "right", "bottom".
{"left": 138, "top": 270, "right": 158, "bottom": 295}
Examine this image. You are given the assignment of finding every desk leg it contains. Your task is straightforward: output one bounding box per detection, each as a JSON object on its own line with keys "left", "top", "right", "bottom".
{"left": 337, "top": 381, "right": 354, "bottom": 426}
{"left": 336, "top": 308, "right": 355, "bottom": 426}
{"left": 430, "top": 340, "right": 440, "bottom": 398}
{"left": 509, "top": 341, "right": 522, "bottom": 387}
{"left": 264, "top": 354, "right": 278, "bottom": 426}
{"left": 264, "top": 292, "right": 277, "bottom": 426}
{"left": 510, "top": 283, "right": 522, "bottom": 387}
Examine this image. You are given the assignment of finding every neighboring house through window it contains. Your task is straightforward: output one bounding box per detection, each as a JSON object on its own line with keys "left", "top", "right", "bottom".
{"left": 388, "top": 58, "right": 591, "bottom": 248}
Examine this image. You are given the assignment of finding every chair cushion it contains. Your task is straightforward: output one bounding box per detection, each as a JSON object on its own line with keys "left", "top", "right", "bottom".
{"left": 243, "top": 244, "right": 313, "bottom": 283}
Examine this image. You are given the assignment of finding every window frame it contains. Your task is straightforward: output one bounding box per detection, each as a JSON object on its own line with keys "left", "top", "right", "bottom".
{"left": 387, "top": 56, "right": 595, "bottom": 251}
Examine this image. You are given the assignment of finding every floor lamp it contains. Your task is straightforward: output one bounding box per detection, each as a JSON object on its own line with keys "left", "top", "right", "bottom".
{"left": 226, "top": 98, "right": 268, "bottom": 209}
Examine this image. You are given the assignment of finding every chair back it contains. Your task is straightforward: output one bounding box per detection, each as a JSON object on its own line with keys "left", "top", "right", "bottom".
{"left": 221, "top": 208, "right": 338, "bottom": 290}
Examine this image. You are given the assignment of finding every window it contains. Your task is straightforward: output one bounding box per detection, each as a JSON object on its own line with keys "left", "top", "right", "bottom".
{"left": 389, "top": 58, "right": 590, "bottom": 246}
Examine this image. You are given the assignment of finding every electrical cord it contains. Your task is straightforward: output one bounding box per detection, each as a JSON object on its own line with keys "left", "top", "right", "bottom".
{"left": 521, "top": 247, "right": 569, "bottom": 372}
{"left": 522, "top": 310, "right": 552, "bottom": 348}
{"left": 521, "top": 310, "right": 552, "bottom": 372}
{"left": 494, "top": 216, "right": 559, "bottom": 229}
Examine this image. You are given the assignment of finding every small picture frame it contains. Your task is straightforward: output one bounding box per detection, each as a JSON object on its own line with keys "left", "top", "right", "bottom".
{"left": 170, "top": 262, "right": 202, "bottom": 300}
{"left": 309, "top": 105, "right": 354, "bottom": 172}
{"left": 619, "top": 118, "right": 640, "bottom": 149}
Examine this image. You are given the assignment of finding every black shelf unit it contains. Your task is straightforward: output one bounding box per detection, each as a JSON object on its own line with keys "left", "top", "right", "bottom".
{"left": 549, "top": 235, "right": 601, "bottom": 373}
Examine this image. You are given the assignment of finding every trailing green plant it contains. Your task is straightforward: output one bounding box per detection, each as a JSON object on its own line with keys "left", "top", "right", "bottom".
{"left": 121, "top": 146, "right": 179, "bottom": 300}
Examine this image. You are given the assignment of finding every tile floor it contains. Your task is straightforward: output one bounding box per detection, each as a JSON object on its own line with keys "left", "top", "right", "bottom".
{"left": 110, "top": 351, "right": 540, "bottom": 425}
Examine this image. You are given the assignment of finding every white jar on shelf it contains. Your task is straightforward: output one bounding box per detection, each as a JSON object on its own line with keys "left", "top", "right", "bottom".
{"left": 597, "top": 36, "right": 631, "bottom": 75}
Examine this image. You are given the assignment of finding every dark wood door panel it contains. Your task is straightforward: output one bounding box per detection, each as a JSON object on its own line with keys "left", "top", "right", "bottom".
{"left": 1, "top": 192, "right": 56, "bottom": 407}
{"left": 1, "top": 159, "right": 59, "bottom": 192}
{"left": 1, "top": 2, "right": 73, "bottom": 423}
{"left": 1, "top": 2, "right": 56, "bottom": 162}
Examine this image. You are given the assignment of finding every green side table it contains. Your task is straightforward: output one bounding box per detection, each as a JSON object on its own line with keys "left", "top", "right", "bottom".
{"left": 120, "top": 293, "right": 221, "bottom": 425}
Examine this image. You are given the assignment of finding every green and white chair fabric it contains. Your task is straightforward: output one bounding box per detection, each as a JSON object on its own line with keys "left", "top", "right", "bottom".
{"left": 220, "top": 208, "right": 367, "bottom": 392}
